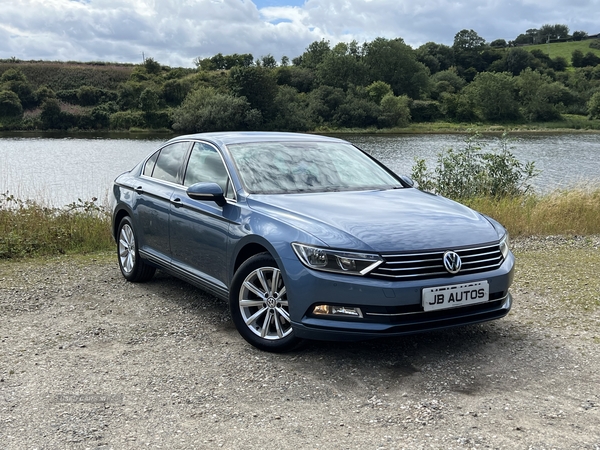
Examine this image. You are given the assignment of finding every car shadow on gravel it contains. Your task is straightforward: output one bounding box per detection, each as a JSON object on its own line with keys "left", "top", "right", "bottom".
{"left": 134, "top": 271, "right": 560, "bottom": 399}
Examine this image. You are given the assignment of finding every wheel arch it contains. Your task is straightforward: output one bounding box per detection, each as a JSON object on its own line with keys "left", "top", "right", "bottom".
{"left": 230, "top": 236, "right": 284, "bottom": 283}
{"left": 112, "top": 206, "right": 132, "bottom": 242}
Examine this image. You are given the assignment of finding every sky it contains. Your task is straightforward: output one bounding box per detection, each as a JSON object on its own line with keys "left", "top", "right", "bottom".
{"left": 2, "top": 0, "right": 599, "bottom": 68}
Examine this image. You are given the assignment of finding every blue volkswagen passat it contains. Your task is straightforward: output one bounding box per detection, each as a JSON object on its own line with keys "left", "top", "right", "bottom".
{"left": 111, "top": 132, "right": 514, "bottom": 352}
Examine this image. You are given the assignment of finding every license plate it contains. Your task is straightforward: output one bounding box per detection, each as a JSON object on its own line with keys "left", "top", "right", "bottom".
{"left": 422, "top": 281, "right": 489, "bottom": 312}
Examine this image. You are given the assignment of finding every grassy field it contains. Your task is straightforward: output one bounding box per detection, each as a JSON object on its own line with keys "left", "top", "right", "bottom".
{"left": 525, "top": 39, "right": 600, "bottom": 61}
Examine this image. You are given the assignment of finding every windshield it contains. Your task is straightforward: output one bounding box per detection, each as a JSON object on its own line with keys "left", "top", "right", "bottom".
{"left": 228, "top": 141, "right": 401, "bottom": 194}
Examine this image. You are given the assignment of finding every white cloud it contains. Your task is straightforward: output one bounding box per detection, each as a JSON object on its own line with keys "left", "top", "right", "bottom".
{"left": 1, "top": 0, "right": 599, "bottom": 67}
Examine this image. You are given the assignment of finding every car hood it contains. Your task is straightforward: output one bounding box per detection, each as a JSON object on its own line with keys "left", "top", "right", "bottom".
{"left": 247, "top": 189, "right": 502, "bottom": 252}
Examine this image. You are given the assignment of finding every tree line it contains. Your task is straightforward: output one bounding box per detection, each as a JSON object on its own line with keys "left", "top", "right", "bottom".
{"left": 1, "top": 25, "right": 600, "bottom": 132}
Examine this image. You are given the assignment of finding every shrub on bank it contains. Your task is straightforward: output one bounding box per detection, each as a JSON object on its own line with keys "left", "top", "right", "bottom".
{"left": 0, "top": 193, "right": 113, "bottom": 258}
{"left": 411, "top": 132, "right": 539, "bottom": 199}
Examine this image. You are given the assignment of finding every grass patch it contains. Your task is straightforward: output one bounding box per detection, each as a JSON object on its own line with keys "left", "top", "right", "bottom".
{"left": 0, "top": 193, "right": 113, "bottom": 258}
{"left": 465, "top": 188, "right": 600, "bottom": 236}
{"left": 2, "top": 188, "right": 600, "bottom": 259}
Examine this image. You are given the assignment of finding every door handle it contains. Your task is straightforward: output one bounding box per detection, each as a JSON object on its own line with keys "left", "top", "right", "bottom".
{"left": 171, "top": 198, "right": 183, "bottom": 207}
{"left": 134, "top": 186, "right": 144, "bottom": 194}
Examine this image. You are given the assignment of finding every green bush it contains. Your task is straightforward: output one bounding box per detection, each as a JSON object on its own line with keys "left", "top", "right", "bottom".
{"left": 411, "top": 133, "right": 539, "bottom": 200}
{"left": 0, "top": 193, "right": 112, "bottom": 258}
{"left": 409, "top": 100, "right": 442, "bottom": 122}
{"left": 171, "top": 87, "right": 261, "bottom": 132}
{"left": 0, "top": 90, "right": 23, "bottom": 117}
{"left": 109, "top": 110, "right": 146, "bottom": 129}
{"left": 588, "top": 91, "right": 600, "bottom": 119}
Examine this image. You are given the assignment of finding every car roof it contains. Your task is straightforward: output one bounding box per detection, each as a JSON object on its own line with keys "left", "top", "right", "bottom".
{"left": 165, "top": 131, "right": 347, "bottom": 147}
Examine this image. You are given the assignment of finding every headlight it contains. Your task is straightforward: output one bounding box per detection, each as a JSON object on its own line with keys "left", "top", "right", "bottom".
{"left": 499, "top": 233, "right": 510, "bottom": 259}
{"left": 292, "top": 243, "right": 383, "bottom": 276}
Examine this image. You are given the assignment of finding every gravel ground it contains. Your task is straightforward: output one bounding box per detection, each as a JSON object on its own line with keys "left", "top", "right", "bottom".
{"left": 1, "top": 236, "right": 599, "bottom": 449}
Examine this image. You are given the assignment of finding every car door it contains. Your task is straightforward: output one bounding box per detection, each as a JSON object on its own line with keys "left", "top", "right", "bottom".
{"left": 134, "top": 141, "right": 190, "bottom": 263}
{"left": 169, "top": 141, "right": 238, "bottom": 294}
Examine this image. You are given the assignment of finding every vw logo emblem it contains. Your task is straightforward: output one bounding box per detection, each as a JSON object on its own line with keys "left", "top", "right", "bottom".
{"left": 443, "top": 251, "right": 462, "bottom": 274}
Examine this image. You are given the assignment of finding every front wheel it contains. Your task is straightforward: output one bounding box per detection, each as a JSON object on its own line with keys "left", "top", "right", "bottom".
{"left": 117, "top": 216, "right": 156, "bottom": 282}
{"left": 229, "top": 253, "right": 302, "bottom": 352}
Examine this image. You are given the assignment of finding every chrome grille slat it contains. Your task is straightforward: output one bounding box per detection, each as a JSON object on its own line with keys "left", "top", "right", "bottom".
{"left": 370, "top": 243, "right": 504, "bottom": 280}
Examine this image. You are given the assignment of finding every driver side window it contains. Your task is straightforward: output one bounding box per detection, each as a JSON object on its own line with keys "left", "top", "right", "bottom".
{"left": 184, "top": 142, "right": 233, "bottom": 198}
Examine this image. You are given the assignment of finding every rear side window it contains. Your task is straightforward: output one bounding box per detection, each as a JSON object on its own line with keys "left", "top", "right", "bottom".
{"left": 143, "top": 151, "right": 159, "bottom": 177}
{"left": 151, "top": 142, "right": 189, "bottom": 184}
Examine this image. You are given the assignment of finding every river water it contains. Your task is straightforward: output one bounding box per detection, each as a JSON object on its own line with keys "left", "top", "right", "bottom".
{"left": 1, "top": 132, "right": 599, "bottom": 206}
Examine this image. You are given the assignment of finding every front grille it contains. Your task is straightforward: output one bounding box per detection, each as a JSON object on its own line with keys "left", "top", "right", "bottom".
{"left": 370, "top": 243, "right": 504, "bottom": 280}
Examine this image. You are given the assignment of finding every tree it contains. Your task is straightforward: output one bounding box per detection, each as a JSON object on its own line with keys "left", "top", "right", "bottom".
{"left": 539, "top": 24, "right": 570, "bottom": 40}
{"left": 275, "top": 66, "right": 315, "bottom": 93}
{"left": 0, "top": 90, "right": 23, "bottom": 118}
{"left": 464, "top": 72, "right": 520, "bottom": 121}
{"left": 1, "top": 68, "right": 36, "bottom": 109}
{"left": 195, "top": 53, "right": 254, "bottom": 70}
{"left": 431, "top": 68, "right": 466, "bottom": 93}
{"left": 228, "top": 66, "right": 278, "bottom": 120}
{"left": 117, "top": 81, "right": 145, "bottom": 110}
{"left": 317, "top": 43, "right": 368, "bottom": 90}
{"left": 306, "top": 85, "right": 346, "bottom": 123}
{"left": 515, "top": 68, "right": 561, "bottom": 121}
{"left": 378, "top": 94, "right": 410, "bottom": 128}
{"left": 364, "top": 37, "right": 431, "bottom": 98}
{"left": 439, "top": 92, "right": 477, "bottom": 122}
{"left": 453, "top": 29, "right": 488, "bottom": 72}
{"left": 582, "top": 52, "right": 600, "bottom": 67}
{"left": 490, "top": 39, "right": 508, "bottom": 48}
{"left": 572, "top": 49, "right": 585, "bottom": 67}
{"left": 573, "top": 31, "right": 588, "bottom": 41}
{"left": 550, "top": 56, "right": 568, "bottom": 72}
{"left": 588, "top": 91, "right": 600, "bottom": 119}
{"left": 416, "top": 42, "right": 455, "bottom": 74}
{"left": 40, "top": 98, "right": 63, "bottom": 129}
{"left": 77, "top": 86, "right": 102, "bottom": 106}
{"left": 269, "top": 85, "right": 314, "bottom": 131}
{"left": 334, "top": 94, "right": 379, "bottom": 128}
{"left": 139, "top": 88, "right": 160, "bottom": 113}
{"left": 366, "top": 81, "right": 393, "bottom": 105}
{"left": 298, "top": 40, "right": 331, "bottom": 69}
{"left": 143, "top": 57, "right": 162, "bottom": 75}
{"left": 171, "top": 87, "right": 260, "bottom": 132}
{"left": 261, "top": 54, "right": 277, "bottom": 68}
{"left": 34, "top": 85, "right": 56, "bottom": 105}
{"left": 505, "top": 48, "right": 538, "bottom": 75}
{"left": 453, "top": 29, "right": 487, "bottom": 51}
{"left": 162, "top": 78, "right": 191, "bottom": 106}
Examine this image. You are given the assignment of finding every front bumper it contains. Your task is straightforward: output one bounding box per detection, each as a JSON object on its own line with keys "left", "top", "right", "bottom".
{"left": 281, "top": 251, "right": 515, "bottom": 342}
{"left": 292, "top": 292, "right": 512, "bottom": 341}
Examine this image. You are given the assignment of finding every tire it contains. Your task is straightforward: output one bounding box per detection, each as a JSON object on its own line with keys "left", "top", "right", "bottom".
{"left": 229, "top": 253, "right": 302, "bottom": 352}
{"left": 117, "top": 216, "right": 156, "bottom": 282}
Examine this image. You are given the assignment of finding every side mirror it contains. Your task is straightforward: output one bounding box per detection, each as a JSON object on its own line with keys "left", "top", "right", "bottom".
{"left": 399, "top": 175, "right": 414, "bottom": 188}
{"left": 187, "top": 182, "right": 226, "bottom": 206}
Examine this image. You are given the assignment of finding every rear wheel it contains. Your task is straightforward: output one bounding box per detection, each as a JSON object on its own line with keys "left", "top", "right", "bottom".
{"left": 117, "top": 216, "right": 156, "bottom": 282}
{"left": 229, "top": 253, "right": 302, "bottom": 352}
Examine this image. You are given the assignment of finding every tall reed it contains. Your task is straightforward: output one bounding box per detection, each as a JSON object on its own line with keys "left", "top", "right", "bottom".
{"left": 465, "top": 188, "right": 600, "bottom": 236}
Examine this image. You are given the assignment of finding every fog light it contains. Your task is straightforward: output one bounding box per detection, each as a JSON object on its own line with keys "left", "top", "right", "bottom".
{"left": 312, "top": 305, "right": 363, "bottom": 318}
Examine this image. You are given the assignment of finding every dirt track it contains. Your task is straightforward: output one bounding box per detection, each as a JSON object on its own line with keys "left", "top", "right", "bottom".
{"left": 1, "top": 236, "right": 599, "bottom": 449}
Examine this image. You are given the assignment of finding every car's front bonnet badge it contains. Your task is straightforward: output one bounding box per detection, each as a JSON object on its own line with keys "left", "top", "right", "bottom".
{"left": 443, "top": 251, "right": 462, "bottom": 274}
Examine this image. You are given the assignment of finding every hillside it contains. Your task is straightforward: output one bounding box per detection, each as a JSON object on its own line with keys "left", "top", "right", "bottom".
{"left": 0, "top": 61, "right": 134, "bottom": 91}
{"left": 524, "top": 39, "right": 600, "bottom": 63}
